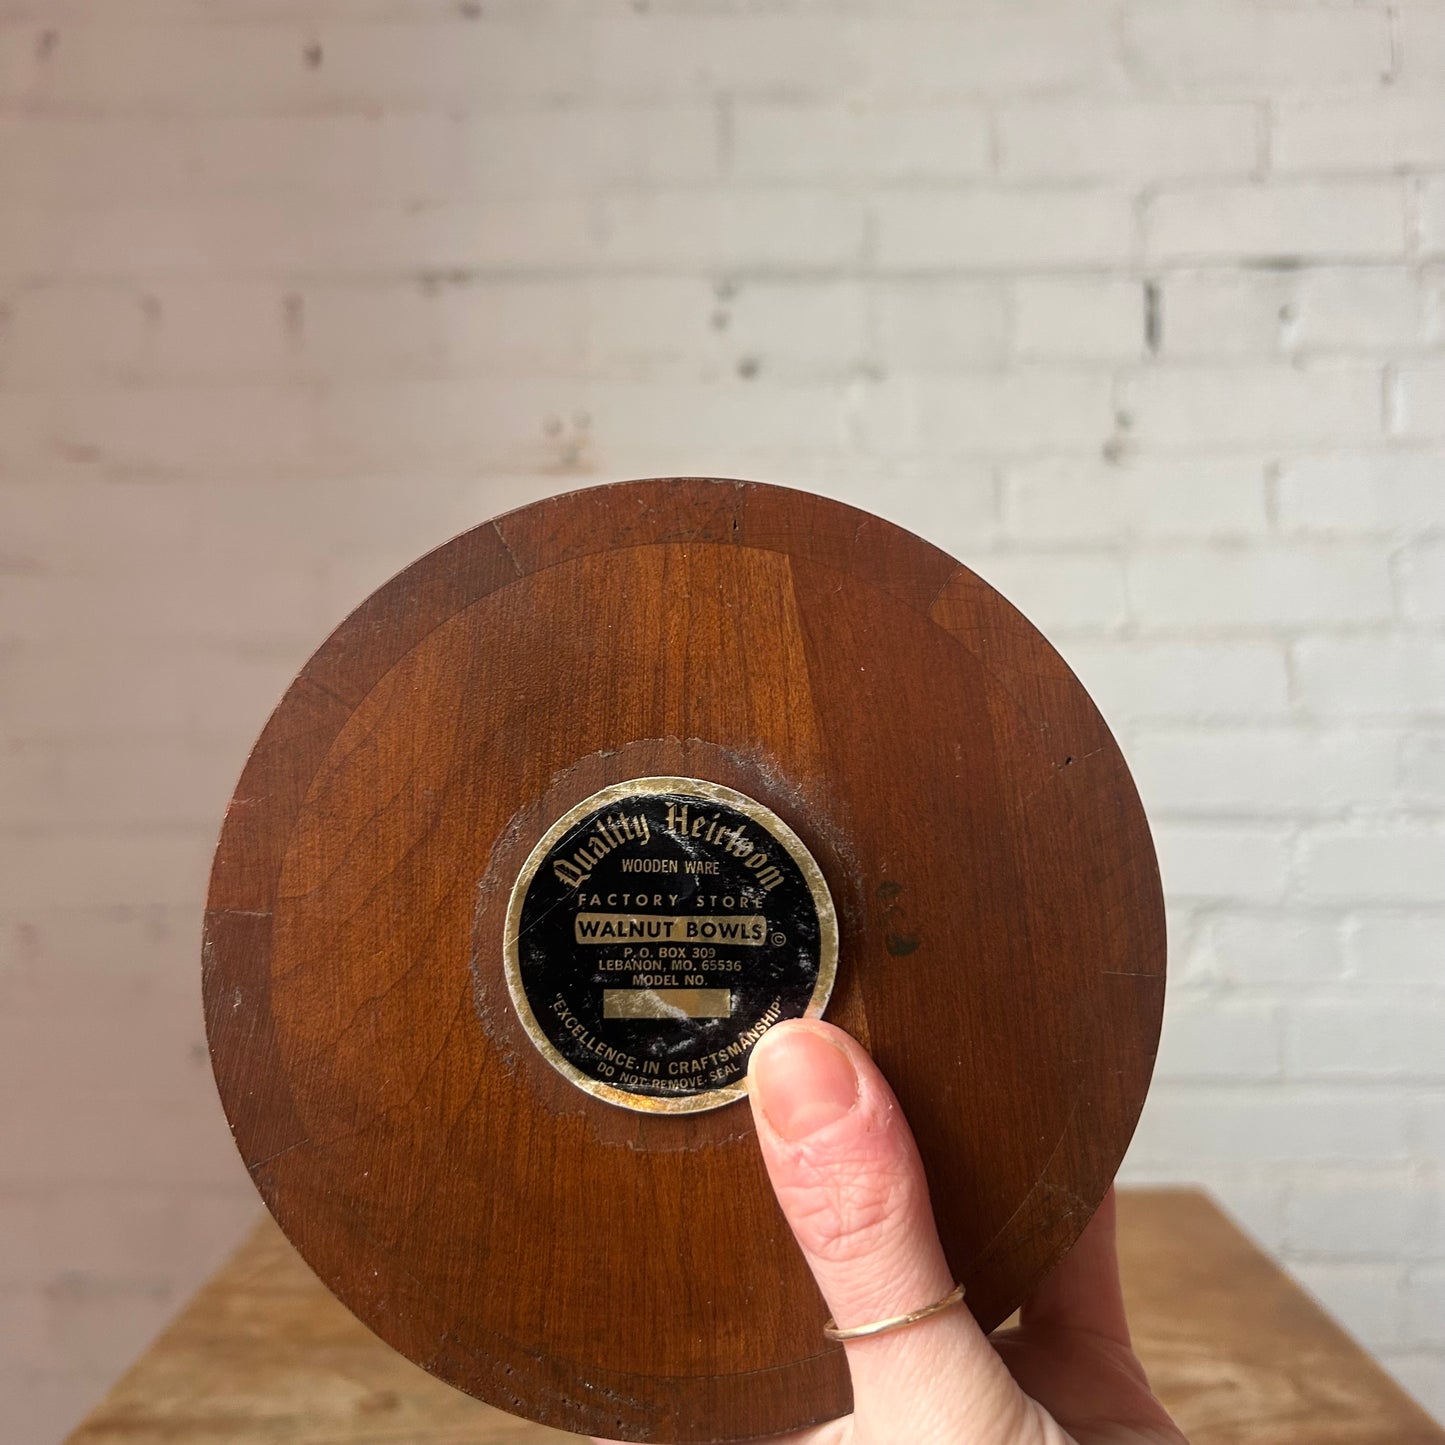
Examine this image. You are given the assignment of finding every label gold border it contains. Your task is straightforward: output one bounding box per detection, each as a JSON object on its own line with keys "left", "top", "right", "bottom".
{"left": 503, "top": 776, "right": 839, "bottom": 1115}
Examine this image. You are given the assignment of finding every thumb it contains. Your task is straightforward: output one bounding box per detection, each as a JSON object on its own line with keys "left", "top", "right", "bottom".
{"left": 747, "top": 1020, "right": 1036, "bottom": 1443}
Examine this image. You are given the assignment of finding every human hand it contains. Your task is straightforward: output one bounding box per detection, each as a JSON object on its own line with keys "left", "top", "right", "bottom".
{"left": 596, "top": 1019, "right": 1185, "bottom": 1445}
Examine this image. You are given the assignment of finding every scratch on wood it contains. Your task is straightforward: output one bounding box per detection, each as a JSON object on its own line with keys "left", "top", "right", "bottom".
{"left": 491, "top": 520, "right": 525, "bottom": 578}
{"left": 247, "top": 1136, "right": 313, "bottom": 1172}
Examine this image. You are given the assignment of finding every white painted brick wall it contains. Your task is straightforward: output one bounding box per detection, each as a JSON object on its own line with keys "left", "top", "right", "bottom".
{"left": 1060, "top": 640, "right": 1291, "bottom": 720}
{"left": 1122, "top": 4, "right": 1392, "bottom": 90}
{"left": 1152, "top": 996, "right": 1283, "bottom": 1082}
{"left": 997, "top": 100, "right": 1259, "bottom": 182}
{"left": 1145, "top": 181, "right": 1408, "bottom": 262}
{"left": 1300, "top": 828, "right": 1445, "bottom": 905}
{"left": 733, "top": 103, "right": 991, "bottom": 182}
{"left": 1278, "top": 454, "right": 1445, "bottom": 531}
{"left": 1295, "top": 638, "right": 1445, "bottom": 716}
{"left": 1288, "top": 1002, "right": 1445, "bottom": 1080}
{"left": 1162, "top": 268, "right": 1426, "bottom": 358}
{"left": 2, "top": 3, "right": 1444, "bottom": 1440}
{"left": 1004, "top": 456, "right": 1269, "bottom": 538}
{"left": 1398, "top": 362, "right": 1445, "bottom": 440}
{"left": 1186, "top": 912, "right": 1345, "bottom": 988}
{"left": 1418, "top": 177, "right": 1445, "bottom": 255}
{"left": 1127, "top": 544, "right": 1395, "bottom": 627}
{"left": 874, "top": 189, "right": 1136, "bottom": 270}
{"left": 1402, "top": 543, "right": 1445, "bottom": 622}
{"left": 1283, "top": 1171, "right": 1433, "bottom": 1258}
{"left": 1131, "top": 728, "right": 1398, "bottom": 816}
{"left": 1012, "top": 277, "right": 1145, "bottom": 362}
{"left": 1351, "top": 916, "right": 1445, "bottom": 988}
{"left": 1118, "top": 363, "right": 1386, "bottom": 445}
{"left": 1276, "top": 97, "right": 1445, "bottom": 173}
{"left": 871, "top": 278, "right": 1009, "bottom": 369}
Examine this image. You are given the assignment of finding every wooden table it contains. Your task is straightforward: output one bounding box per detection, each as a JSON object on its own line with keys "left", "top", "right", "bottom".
{"left": 67, "top": 1189, "right": 1442, "bottom": 1445}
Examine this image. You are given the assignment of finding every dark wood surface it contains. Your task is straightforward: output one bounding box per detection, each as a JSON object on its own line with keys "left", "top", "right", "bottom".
{"left": 203, "top": 478, "right": 1165, "bottom": 1441}
{"left": 66, "top": 1190, "right": 1445, "bottom": 1445}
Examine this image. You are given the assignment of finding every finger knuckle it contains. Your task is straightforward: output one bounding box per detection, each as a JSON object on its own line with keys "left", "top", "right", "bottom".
{"left": 781, "top": 1148, "right": 912, "bottom": 1265}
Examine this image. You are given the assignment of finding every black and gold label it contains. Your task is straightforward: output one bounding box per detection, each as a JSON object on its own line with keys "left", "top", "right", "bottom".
{"left": 504, "top": 777, "right": 837, "bottom": 1114}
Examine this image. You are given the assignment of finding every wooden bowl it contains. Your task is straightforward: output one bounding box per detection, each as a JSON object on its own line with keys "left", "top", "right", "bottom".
{"left": 203, "top": 477, "right": 1165, "bottom": 1443}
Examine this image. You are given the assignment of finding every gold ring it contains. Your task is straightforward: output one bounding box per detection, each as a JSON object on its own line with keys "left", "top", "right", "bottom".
{"left": 823, "top": 1282, "right": 966, "bottom": 1342}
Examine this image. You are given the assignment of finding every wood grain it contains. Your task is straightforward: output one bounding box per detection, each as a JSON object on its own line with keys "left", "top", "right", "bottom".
{"left": 66, "top": 1191, "right": 1445, "bottom": 1445}
{"left": 202, "top": 478, "right": 1166, "bottom": 1441}
{"left": 1115, "top": 1191, "right": 1445, "bottom": 1445}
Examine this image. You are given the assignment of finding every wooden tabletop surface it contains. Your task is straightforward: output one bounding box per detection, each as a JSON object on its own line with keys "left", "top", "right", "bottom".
{"left": 67, "top": 1188, "right": 1442, "bottom": 1445}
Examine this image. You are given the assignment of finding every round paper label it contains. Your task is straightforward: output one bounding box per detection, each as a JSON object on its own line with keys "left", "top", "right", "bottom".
{"left": 504, "top": 777, "right": 837, "bottom": 1113}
